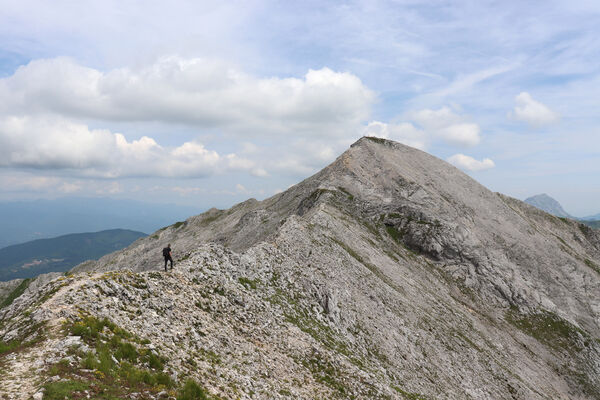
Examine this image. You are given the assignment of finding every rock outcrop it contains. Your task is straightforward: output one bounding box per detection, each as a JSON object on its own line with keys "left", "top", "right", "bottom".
{"left": 1, "top": 137, "right": 599, "bottom": 399}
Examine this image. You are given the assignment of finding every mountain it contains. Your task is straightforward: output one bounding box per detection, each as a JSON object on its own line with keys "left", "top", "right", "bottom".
{"left": 0, "top": 197, "right": 203, "bottom": 248}
{"left": 524, "top": 193, "right": 573, "bottom": 218}
{"left": 583, "top": 213, "right": 600, "bottom": 221}
{"left": 524, "top": 194, "right": 599, "bottom": 229}
{"left": 0, "top": 229, "right": 147, "bottom": 281}
{"left": 1, "top": 137, "right": 599, "bottom": 399}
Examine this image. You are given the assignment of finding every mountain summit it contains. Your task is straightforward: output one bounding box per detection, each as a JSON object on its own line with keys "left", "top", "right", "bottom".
{"left": 524, "top": 193, "right": 573, "bottom": 218}
{"left": 1, "top": 137, "right": 599, "bottom": 399}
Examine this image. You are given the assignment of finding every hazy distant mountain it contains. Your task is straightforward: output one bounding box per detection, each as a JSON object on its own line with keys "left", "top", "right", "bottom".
{"left": 524, "top": 193, "right": 572, "bottom": 218}
{"left": 0, "top": 229, "right": 146, "bottom": 281}
{"left": 524, "top": 194, "right": 598, "bottom": 229}
{"left": 0, "top": 197, "right": 203, "bottom": 248}
{"left": 583, "top": 213, "right": 600, "bottom": 221}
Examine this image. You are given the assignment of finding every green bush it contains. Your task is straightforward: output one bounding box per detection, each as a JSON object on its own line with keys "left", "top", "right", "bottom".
{"left": 0, "top": 339, "right": 20, "bottom": 355}
{"left": 114, "top": 340, "right": 138, "bottom": 362}
{"left": 178, "top": 379, "right": 209, "bottom": 400}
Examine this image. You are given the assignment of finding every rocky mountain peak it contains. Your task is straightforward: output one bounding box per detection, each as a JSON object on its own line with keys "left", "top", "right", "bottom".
{"left": 1, "top": 137, "right": 599, "bottom": 399}
{"left": 524, "top": 193, "right": 573, "bottom": 218}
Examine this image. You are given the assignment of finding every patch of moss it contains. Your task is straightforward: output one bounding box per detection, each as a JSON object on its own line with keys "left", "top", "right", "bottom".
{"left": 506, "top": 309, "right": 588, "bottom": 353}
{"left": 583, "top": 258, "right": 600, "bottom": 275}
{"left": 238, "top": 277, "right": 260, "bottom": 290}
{"left": 0, "top": 278, "right": 32, "bottom": 309}
{"left": 172, "top": 221, "right": 186, "bottom": 229}
{"left": 385, "top": 225, "right": 403, "bottom": 243}
{"left": 199, "top": 211, "right": 223, "bottom": 226}
{"left": 391, "top": 385, "right": 429, "bottom": 400}
{"left": 336, "top": 186, "right": 354, "bottom": 201}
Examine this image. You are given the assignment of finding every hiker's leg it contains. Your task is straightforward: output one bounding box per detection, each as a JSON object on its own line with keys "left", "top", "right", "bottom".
{"left": 164, "top": 257, "right": 168, "bottom": 271}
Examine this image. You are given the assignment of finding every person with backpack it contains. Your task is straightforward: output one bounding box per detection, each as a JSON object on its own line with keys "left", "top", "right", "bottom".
{"left": 163, "top": 244, "right": 173, "bottom": 271}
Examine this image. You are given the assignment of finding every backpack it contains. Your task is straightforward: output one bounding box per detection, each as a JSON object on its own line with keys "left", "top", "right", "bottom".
{"left": 162, "top": 247, "right": 170, "bottom": 257}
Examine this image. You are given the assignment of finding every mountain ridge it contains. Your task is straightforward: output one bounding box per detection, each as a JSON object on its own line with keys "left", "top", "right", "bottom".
{"left": 1, "top": 137, "right": 599, "bottom": 399}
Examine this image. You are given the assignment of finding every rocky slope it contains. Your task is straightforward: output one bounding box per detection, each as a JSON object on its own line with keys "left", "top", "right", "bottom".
{"left": 1, "top": 137, "right": 599, "bottom": 400}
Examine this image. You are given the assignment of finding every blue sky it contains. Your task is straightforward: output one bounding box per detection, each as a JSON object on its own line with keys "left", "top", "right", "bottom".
{"left": 0, "top": 0, "right": 598, "bottom": 216}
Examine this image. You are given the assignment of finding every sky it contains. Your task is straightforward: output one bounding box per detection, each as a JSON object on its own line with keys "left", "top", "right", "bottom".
{"left": 0, "top": 0, "right": 598, "bottom": 216}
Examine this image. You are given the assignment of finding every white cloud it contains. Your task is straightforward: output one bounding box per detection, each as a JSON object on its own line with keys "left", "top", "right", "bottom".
{"left": 0, "top": 115, "right": 257, "bottom": 178}
{"left": 235, "top": 183, "right": 249, "bottom": 194}
{"left": 363, "top": 121, "right": 427, "bottom": 150}
{"left": 410, "top": 107, "right": 481, "bottom": 147}
{"left": 0, "top": 57, "right": 374, "bottom": 137}
{"left": 0, "top": 175, "right": 60, "bottom": 191}
{"left": 59, "top": 182, "right": 82, "bottom": 193}
{"left": 447, "top": 154, "right": 495, "bottom": 171}
{"left": 510, "top": 92, "right": 559, "bottom": 127}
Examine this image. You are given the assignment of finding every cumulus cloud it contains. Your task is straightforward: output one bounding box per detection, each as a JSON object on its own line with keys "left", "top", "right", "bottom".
{"left": 447, "top": 154, "right": 495, "bottom": 171}
{"left": 363, "top": 107, "right": 482, "bottom": 150}
{"left": 410, "top": 107, "right": 481, "bottom": 147}
{"left": 363, "top": 121, "right": 427, "bottom": 150}
{"left": 0, "top": 116, "right": 258, "bottom": 178}
{"left": 0, "top": 56, "right": 374, "bottom": 137}
{"left": 510, "top": 92, "right": 559, "bottom": 127}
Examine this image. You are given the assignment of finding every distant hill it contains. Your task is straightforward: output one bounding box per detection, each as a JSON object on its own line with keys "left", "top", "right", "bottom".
{"left": 524, "top": 194, "right": 572, "bottom": 218}
{"left": 0, "top": 229, "right": 146, "bottom": 281}
{"left": 524, "top": 194, "right": 598, "bottom": 229}
{"left": 583, "top": 213, "right": 600, "bottom": 221}
{"left": 0, "top": 197, "right": 203, "bottom": 248}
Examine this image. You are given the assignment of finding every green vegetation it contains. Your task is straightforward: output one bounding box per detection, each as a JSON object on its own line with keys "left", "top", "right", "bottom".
{"left": 0, "top": 229, "right": 146, "bottom": 281}
{"left": 0, "top": 278, "right": 31, "bottom": 309}
{"left": 47, "top": 314, "right": 215, "bottom": 399}
{"left": 199, "top": 211, "right": 223, "bottom": 226}
{"left": 43, "top": 380, "right": 91, "bottom": 400}
{"left": 0, "top": 339, "right": 21, "bottom": 355}
{"left": 238, "top": 277, "right": 260, "bottom": 290}
{"left": 336, "top": 187, "right": 354, "bottom": 201}
{"left": 0, "top": 320, "right": 46, "bottom": 357}
{"left": 584, "top": 258, "right": 600, "bottom": 275}
{"left": 506, "top": 308, "right": 589, "bottom": 353}
{"left": 172, "top": 221, "right": 186, "bottom": 229}
{"left": 385, "top": 225, "right": 403, "bottom": 243}
{"left": 300, "top": 353, "right": 350, "bottom": 397}
{"left": 392, "top": 385, "right": 429, "bottom": 400}
{"left": 178, "top": 379, "right": 210, "bottom": 400}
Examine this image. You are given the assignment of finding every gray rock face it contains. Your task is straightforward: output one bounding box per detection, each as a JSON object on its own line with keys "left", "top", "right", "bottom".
{"left": 1, "top": 137, "right": 599, "bottom": 399}
{"left": 525, "top": 193, "right": 573, "bottom": 218}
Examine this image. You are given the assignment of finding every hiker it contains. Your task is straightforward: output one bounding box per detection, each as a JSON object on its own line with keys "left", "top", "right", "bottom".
{"left": 163, "top": 244, "right": 173, "bottom": 271}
